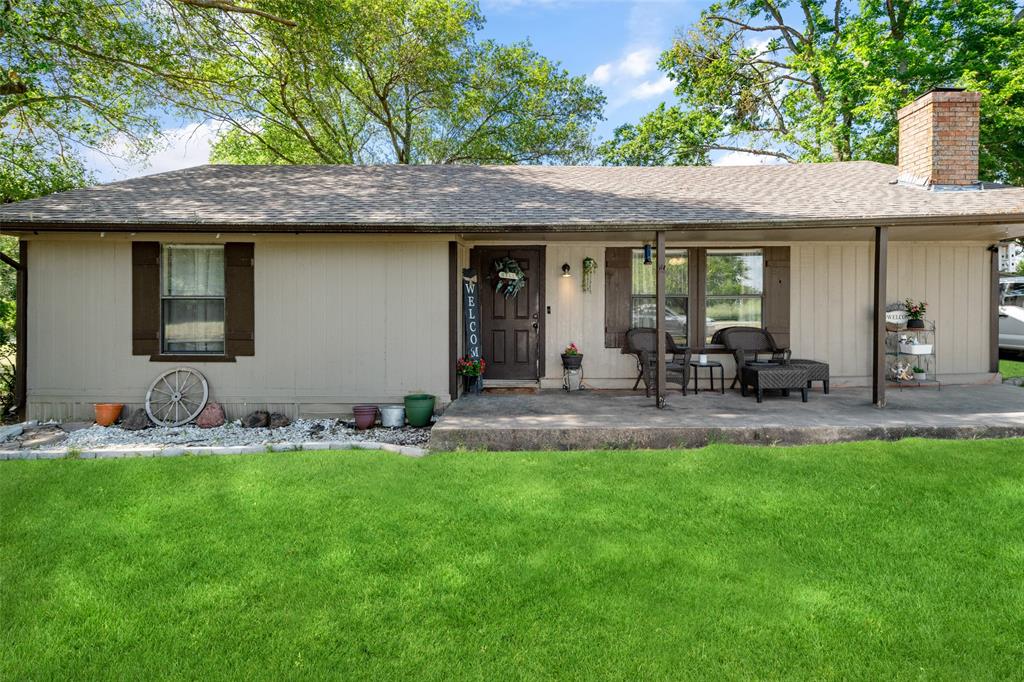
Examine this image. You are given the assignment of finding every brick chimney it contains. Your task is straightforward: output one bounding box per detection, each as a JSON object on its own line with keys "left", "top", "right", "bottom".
{"left": 897, "top": 88, "right": 981, "bottom": 189}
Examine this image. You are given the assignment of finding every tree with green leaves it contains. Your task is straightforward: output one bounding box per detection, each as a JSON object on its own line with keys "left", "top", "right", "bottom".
{"left": 599, "top": 0, "right": 1024, "bottom": 184}
{"left": 0, "top": 0, "right": 270, "bottom": 203}
{"left": 194, "top": 0, "right": 604, "bottom": 165}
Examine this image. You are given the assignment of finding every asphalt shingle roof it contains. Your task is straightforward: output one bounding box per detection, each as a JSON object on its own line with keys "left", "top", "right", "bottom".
{"left": 2, "top": 161, "right": 1023, "bottom": 231}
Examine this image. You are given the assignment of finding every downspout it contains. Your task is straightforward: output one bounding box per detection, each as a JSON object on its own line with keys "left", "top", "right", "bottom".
{"left": 0, "top": 243, "right": 26, "bottom": 420}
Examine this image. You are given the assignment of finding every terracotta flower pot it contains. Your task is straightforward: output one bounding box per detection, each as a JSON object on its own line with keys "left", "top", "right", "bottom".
{"left": 352, "top": 405, "right": 379, "bottom": 430}
{"left": 94, "top": 403, "right": 123, "bottom": 427}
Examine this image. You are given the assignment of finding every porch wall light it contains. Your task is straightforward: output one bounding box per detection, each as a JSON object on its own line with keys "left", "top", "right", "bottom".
{"left": 561, "top": 263, "right": 572, "bottom": 278}
{"left": 643, "top": 243, "right": 653, "bottom": 265}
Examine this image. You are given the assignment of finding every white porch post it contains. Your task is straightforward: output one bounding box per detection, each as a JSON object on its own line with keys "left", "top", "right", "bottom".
{"left": 656, "top": 231, "right": 667, "bottom": 408}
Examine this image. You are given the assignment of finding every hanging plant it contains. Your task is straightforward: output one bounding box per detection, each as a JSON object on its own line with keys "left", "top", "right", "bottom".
{"left": 581, "top": 256, "right": 597, "bottom": 293}
{"left": 493, "top": 256, "right": 527, "bottom": 299}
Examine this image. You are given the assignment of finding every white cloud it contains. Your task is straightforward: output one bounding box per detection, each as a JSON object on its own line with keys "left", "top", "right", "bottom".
{"left": 590, "top": 63, "right": 613, "bottom": 84}
{"left": 588, "top": 47, "right": 659, "bottom": 86}
{"left": 712, "top": 150, "right": 787, "bottom": 166}
{"left": 627, "top": 75, "right": 674, "bottom": 100}
{"left": 590, "top": 46, "right": 672, "bottom": 108}
{"left": 619, "top": 48, "right": 657, "bottom": 78}
{"left": 83, "top": 120, "right": 225, "bottom": 182}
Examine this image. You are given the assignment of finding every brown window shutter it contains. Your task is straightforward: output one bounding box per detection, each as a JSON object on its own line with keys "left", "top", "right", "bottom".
{"left": 132, "top": 242, "right": 161, "bottom": 355}
{"left": 763, "top": 246, "right": 791, "bottom": 348}
{"left": 604, "top": 247, "right": 633, "bottom": 348}
{"left": 225, "top": 242, "right": 255, "bottom": 356}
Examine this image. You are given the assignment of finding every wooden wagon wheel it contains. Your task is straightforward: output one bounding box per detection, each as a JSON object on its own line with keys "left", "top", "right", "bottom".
{"left": 145, "top": 367, "right": 209, "bottom": 427}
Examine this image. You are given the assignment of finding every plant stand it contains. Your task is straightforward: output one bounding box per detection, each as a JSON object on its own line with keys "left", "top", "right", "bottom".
{"left": 885, "top": 320, "right": 941, "bottom": 390}
{"left": 561, "top": 354, "right": 584, "bottom": 392}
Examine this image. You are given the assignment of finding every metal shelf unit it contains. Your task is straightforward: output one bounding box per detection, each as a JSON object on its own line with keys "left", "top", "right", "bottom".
{"left": 885, "top": 320, "right": 940, "bottom": 390}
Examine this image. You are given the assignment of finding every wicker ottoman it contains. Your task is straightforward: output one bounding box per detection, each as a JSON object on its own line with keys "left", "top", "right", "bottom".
{"left": 740, "top": 364, "right": 811, "bottom": 403}
{"left": 789, "top": 359, "right": 830, "bottom": 393}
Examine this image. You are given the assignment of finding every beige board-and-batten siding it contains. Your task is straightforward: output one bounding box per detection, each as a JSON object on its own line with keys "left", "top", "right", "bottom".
{"left": 27, "top": 235, "right": 451, "bottom": 422}
{"left": 539, "top": 240, "right": 995, "bottom": 389}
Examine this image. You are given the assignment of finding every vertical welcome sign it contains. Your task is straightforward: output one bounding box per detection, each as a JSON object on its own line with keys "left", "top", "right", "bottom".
{"left": 462, "top": 268, "right": 483, "bottom": 393}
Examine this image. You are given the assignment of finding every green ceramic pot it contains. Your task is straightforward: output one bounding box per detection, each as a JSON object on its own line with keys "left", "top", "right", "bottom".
{"left": 404, "top": 394, "right": 435, "bottom": 427}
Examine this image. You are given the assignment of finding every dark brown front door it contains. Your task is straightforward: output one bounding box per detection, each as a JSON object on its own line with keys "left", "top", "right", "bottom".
{"left": 472, "top": 246, "right": 545, "bottom": 381}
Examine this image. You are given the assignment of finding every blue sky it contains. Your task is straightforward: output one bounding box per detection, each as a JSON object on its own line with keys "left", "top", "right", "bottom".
{"left": 89, "top": 0, "right": 754, "bottom": 181}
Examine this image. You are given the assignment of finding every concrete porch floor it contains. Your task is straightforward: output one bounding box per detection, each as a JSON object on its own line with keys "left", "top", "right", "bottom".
{"left": 429, "top": 384, "right": 1024, "bottom": 450}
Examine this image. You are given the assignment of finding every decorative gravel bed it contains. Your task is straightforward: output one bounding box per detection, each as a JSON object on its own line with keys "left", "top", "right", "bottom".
{"left": 64, "top": 418, "right": 431, "bottom": 450}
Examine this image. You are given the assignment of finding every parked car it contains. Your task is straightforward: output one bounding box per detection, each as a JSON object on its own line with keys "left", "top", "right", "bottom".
{"left": 632, "top": 301, "right": 715, "bottom": 344}
{"left": 999, "top": 276, "right": 1024, "bottom": 352}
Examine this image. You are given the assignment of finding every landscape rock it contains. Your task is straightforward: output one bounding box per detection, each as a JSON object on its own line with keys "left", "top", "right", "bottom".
{"left": 0, "top": 424, "right": 24, "bottom": 443}
{"left": 242, "top": 410, "right": 270, "bottom": 428}
{"left": 62, "top": 417, "right": 431, "bottom": 450}
{"left": 60, "top": 421, "right": 93, "bottom": 433}
{"left": 196, "top": 402, "right": 226, "bottom": 429}
{"left": 19, "top": 426, "right": 67, "bottom": 449}
{"left": 121, "top": 408, "right": 153, "bottom": 431}
{"left": 268, "top": 412, "right": 291, "bottom": 428}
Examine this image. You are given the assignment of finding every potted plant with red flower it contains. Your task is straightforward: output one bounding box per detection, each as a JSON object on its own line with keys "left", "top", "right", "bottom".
{"left": 904, "top": 299, "right": 928, "bottom": 329}
{"left": 561, "top": 343, "right": 583, "bottom": 370}
{"left": 457, "top": 355, "right": 486, "bottom": 395}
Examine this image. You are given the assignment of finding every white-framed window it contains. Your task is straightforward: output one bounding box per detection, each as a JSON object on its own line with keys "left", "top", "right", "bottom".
{"left": 161, "top": 245, "right": 226, "bottom": 354}
{"left": 705, "top": 248, "right": 763, "bottom": 343}
{"left": 631, "top": 248, "right": 688, "bottom": 345}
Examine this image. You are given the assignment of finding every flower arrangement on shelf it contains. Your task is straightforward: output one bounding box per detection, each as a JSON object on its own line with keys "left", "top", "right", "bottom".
{"left": 904, "top": 299, "right": 928, "bottom": 328}
{"left": 563, "top": 343, "right": 580, "bottom": 356}
{"left": 912, "top": 365, "right": 927, "bottom": 381}
{"left": 456, "top": 356, "right": 486, "bottom": 376}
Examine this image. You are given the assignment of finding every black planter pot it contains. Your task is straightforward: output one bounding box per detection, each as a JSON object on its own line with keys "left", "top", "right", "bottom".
{"left": 906, "top": 318, "right": 925, "bottom": 329}
{"left": 561, "top": 353, "right": 583, "bottom": 370}
{"left": 462, "top": 375, "right": 482, "bottom": 395}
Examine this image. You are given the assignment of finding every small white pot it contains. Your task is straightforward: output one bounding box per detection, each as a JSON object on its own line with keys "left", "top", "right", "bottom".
{"left": 899, "top": 342, "right": 933, "bottom": 355}
{"left": 913, "top": 372, "right": 926, "bottom": 382}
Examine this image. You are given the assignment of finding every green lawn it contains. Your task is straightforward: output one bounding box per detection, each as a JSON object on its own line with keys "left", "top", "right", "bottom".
{"left": 3, "top": 441, "right": 1023, "bottom": 680}
{"left": 1001, "top": 356, "right": 1024, "bottom": 380}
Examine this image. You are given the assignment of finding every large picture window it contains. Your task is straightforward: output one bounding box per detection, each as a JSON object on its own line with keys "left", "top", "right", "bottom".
{"left": 631, "top": 248, "right": 688, "bottom": 345}
{"left": 705, "top": 248, "right": 763, "bottom": 342}
{"left": 161, "top": 245, "right": 226, "bottom": 354}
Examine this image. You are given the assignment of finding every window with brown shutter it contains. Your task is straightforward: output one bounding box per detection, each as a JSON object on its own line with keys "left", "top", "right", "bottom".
{"left": 224, "top": 242, "right": 256, "bottom": 357}
{"left": 132, "top": 241, "right": 255, "bottom": 360}
{"left": 605, "top": 245, "right": 789, "bottom": 351}
{"left": 132, "top": 242, "right": 161, "bottom": 355}
{"left": 604, "top": 247, "right": 632, "bottom": 348}
{"left": 763, "top": 246, "right": 791, "bottom": 348}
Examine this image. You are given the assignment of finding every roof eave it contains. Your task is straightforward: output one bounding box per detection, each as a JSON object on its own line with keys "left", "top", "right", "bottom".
{"left": 3, "top": 212, "right": 1024, "bottom": 234}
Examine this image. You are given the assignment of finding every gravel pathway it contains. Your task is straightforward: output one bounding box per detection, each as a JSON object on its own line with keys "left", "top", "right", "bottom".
{"left": 64, "top": 418, "right": 431, "bottom": 450}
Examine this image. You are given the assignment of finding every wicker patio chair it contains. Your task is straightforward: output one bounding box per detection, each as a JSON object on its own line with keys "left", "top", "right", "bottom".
{"left": 714, "top": 326, "right": 791, "bottom": 388}
{"left": 714, "top": 326, "right": 830, "bottom": 393}
{"left": 624, "top": 327, "right": 692, "bottom": 397}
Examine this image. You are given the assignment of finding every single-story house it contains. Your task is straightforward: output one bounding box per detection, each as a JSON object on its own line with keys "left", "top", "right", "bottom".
{"left": 2, "top": 88, "right": 1023, "bottom": 421}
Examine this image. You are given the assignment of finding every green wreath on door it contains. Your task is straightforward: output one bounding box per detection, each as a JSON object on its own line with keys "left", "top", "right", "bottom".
{"left": 493, "top": 256, "right": 527, "bottom": 299}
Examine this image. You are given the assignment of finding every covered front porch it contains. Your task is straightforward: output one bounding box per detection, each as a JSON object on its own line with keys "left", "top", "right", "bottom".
{"left": 429, "top": 383, "right": 1024, "bottom": 450}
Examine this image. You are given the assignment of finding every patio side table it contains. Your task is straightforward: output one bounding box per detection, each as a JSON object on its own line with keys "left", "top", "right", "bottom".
{"left": 689, "top": 360, "right": 725, "bottom": 394}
